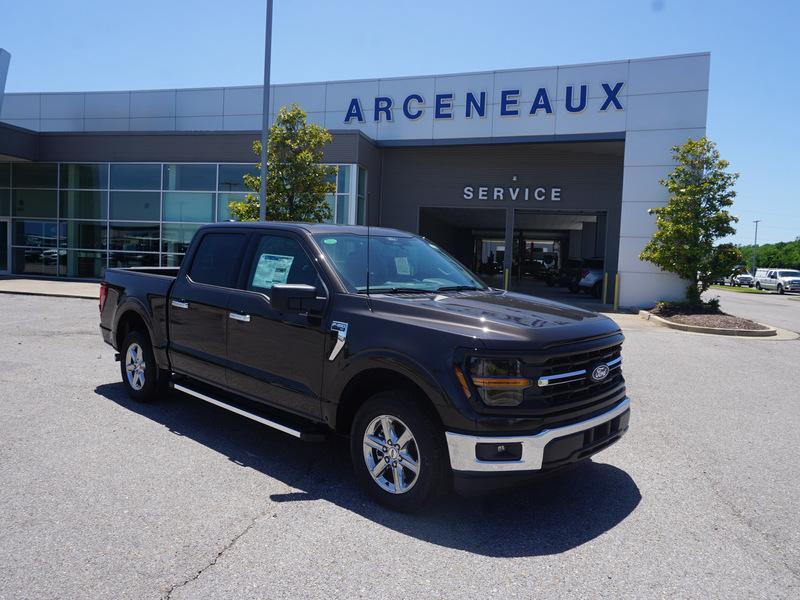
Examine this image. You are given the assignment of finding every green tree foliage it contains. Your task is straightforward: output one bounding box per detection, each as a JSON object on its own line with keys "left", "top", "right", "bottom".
{"left": 639, "top": 137, "right": 743, "bottom": 304}
{"left": 739, "top": 238, "right": 800, "bottom": 270}
{"left": 229, "top": 104, "right": 336, "bottom": 222}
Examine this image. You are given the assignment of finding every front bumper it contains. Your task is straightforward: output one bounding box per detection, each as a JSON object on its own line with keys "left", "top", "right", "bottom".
{"left": 445, "top": 397, "right": 630, "bottom": 473}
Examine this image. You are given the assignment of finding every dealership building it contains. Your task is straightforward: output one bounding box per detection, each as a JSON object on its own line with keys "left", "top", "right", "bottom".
{"left": 0, "top": 49, "right": 710, "bottom": 307}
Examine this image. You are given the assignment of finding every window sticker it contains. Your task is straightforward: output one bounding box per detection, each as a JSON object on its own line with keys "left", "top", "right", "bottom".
{"left": 394, "top": 256, "right": 411, "bottom": 275}
{"left": 323, "top": 238, "right": 338, "bottom": 245}
{"left": 252, "top": 253, "right": 294, "bottom": 289}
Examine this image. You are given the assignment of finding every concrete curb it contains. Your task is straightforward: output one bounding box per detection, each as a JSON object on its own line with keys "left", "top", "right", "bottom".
{"left": 0, "top": 289, "right": 98, "bottom": 300}
{"left": 638, "top": 310, "right": 778, "bottom": 337}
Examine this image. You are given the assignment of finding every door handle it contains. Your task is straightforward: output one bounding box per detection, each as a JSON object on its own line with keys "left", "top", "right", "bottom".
{"left": 229, "top": 312, "right": 251, "bottom": 323}
{"left": 171, "top": 300, "right": 189, "bottom": 309}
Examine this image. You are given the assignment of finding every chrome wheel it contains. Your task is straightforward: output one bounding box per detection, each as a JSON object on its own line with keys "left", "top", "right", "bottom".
{"left": 125, "top": 343, "right": 146, "bottom": 391}
{"left": 362, "top": 415, "right": 420, "bottom": 494}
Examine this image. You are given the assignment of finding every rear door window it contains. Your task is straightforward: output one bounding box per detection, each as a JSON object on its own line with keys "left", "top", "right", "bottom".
{"left": 188, "top": 232, "right": 248, "bottom": 288}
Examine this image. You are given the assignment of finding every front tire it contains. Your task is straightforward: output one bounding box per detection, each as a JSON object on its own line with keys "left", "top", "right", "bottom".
{"left": 350, "top": 391, "right": 447, "bottom": 512}
{"left": 120, "top": 330, "right": 166, "bottom": 402}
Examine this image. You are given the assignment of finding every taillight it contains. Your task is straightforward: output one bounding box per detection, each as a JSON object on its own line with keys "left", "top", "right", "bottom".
{"left": 99, "top": 282, "right": 108, "bottom": 313}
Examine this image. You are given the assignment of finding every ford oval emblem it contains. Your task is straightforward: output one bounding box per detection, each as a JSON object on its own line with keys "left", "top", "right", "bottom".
{"left": 591, "top": 364, "right": 610, "bottom": 382}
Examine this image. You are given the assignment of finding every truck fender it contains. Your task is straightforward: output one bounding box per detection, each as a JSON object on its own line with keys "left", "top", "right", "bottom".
{"left": 112, "top": 298, "right": 168, "bottom": 370}
{"left": 323, "top": 348, "right": 469, "bottom": 433}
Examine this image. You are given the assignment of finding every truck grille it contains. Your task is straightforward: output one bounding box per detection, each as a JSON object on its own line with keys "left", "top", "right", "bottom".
{"left": 517, "top": 341, "right": 625, "bottom": 418}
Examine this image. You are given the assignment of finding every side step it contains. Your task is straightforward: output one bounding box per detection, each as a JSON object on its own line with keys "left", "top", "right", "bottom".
{"left": 171, "top": 382, "right": 326, "bottom": 442}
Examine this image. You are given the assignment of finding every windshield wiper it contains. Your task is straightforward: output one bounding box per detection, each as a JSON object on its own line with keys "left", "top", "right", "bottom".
{"left": 434, "top": 285, "right": 482, "bottom": 292}
{"left": 357, "top": 287, "right": 435, "bottom": 294}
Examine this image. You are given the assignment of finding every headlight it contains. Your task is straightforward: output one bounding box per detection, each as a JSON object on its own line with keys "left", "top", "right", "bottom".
{"left": 468, "top": 358, "right": 531, "bottom": 407}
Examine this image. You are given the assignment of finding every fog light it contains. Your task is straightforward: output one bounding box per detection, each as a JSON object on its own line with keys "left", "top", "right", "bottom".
{"left": 476, "top": 442, "right": 522, "bottom": 461}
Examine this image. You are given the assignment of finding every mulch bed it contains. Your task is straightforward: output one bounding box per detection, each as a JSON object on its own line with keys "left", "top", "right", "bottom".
{"left": 650, "top": 306, "right": 768, "bottom": 330}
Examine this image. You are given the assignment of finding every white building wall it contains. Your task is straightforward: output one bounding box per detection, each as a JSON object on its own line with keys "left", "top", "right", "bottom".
{"left": 618, "top": 54, "right": 709, "bottom": 306}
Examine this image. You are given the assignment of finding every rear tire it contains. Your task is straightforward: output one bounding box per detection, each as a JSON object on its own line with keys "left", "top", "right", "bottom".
{"left": 755, "top": 282, "right": 761, "bottom": 290}
{"left": 350, "top": 390, "right": 447, "bottom": 512}
{"left": 119, "top": 330, "right": 167, "bottom": 403}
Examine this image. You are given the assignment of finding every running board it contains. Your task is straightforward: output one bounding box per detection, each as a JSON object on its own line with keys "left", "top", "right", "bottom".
{"left": 171, "top": 382, "right": 325, "bottom": 442}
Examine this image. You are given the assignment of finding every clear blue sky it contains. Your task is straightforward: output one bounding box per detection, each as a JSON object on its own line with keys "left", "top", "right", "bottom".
{"left": 1, "top": 0, "right": 798, "bottom": 244}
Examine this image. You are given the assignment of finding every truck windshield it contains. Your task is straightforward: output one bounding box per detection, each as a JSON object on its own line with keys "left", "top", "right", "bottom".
{"left": 779, "top": 271, "right": 800, "bottom": 277}
{"left": 313, "top": 233, "right": 487, "bottom": 293}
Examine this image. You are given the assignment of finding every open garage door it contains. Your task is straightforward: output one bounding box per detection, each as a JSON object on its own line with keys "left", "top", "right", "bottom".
{"left": 419, "top": 207, "right": 613, "bottom": 308}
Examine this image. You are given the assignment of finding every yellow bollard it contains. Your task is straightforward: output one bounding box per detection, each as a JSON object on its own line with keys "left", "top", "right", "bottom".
{"left": 504, "top": 268, "right": 510, "bottom": 291}
{"left": 613, "top": 272, "right": 620, "bottom": 311}
{"left": 602, "top": 272, "right": 608, "bottom": 304}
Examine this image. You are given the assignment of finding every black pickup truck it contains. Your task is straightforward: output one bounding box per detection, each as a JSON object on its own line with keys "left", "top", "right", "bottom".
{"left": 100, "top": 222, "right": 629, "bottom": 511}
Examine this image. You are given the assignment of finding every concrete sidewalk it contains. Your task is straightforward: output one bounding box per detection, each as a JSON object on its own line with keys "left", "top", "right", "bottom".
{"left": 0, "top": 278, "right": 99, "bottom": 299}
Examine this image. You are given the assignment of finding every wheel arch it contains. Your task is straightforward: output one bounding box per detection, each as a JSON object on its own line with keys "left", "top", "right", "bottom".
{"left": 113, "top": 301, "right": 169, "bottom": 370}
{"left": 333, "top": 366, "right": 446, "bottom": 436}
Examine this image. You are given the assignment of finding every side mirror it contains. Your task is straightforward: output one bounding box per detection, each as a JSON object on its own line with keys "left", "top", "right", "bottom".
{"left": 269, "top": 284, "right": 325, "bottom": 315}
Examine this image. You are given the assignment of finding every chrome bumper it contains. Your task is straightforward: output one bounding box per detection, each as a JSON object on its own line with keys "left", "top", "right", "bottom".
{"left": 445, "top": 397, "right": 630, "bottom": 473}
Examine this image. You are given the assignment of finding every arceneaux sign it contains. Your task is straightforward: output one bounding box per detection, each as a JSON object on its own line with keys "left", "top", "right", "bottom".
{"left": 463, "top": 186, "right": 562, "bottom": 202}
{"left": 344, "top": 81, "right": 624, "bottom": 123}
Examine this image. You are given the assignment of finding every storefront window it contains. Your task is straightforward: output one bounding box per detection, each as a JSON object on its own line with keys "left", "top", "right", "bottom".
{"left": 162, "top": 223, "right": 202, "bottom": 254}
{"left": 162, "top": 192, "right": 214, "bottom": 222}
{"left": 163, "top": 164, "right": 216, "bottom": 191}
{"left": 65, "top": 250, "right": 106, "bottom": 278}
{"left": 217, "top": 192, "right": 247, "bottom": 221}
{"left": 218, "top": 164, "right": 257, "bottom": 192}
{"left": 12, "top": 163, "right": 58, "bottom": 189}
{"left": 109, "top": 252, "right": 159, "bottom": 268}
{"left": 60, "top": 190, "right": 108, "bottom": 220}
{"left": 162, "top": 253, "right": 185, "bottom": 267}
{"left": 64, "top": 221, "right": 107, "bottom": 250}
{"left": 111, "top": 164, "right": 161, "bottom": 190}
{"left": 0, "top": 161, "right": 360, "bottom": 279}
{"left": 12, "top": 190, "right": 58, "bottom": 218}
{"left": 357, "top": 167, "right": 367, "bottom": 225}
{"left": 12, "top": 247, "right": 63, "bottom": 276}
{"left": 12, "top": 220, "right": 60, "bottom": 247}
{"left": 60, "top": 164, "right": 108, "bottom": 190}
{"left": 0, "top": 189, "right": 9, "bottom": 217}
{"left": 109, "top": 222, "right": 160, "bottom": 252}
{"left": 110, "top": 191, "right": 160, "bottom": 221}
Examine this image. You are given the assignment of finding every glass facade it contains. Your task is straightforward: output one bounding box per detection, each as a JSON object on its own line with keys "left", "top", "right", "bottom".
{"left": 0, "top": 161, "right": 364, "bottom": 279}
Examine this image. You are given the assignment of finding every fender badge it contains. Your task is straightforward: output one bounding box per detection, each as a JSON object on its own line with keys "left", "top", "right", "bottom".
{"left": 329, "top": 321, "right": 349, "bottom": 361}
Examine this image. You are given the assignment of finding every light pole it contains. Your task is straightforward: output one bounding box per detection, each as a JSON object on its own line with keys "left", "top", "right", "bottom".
{"left": 259, "top": 0, "right": 274, "bottom": 221}
{"left": 752, "top": 220, "right": 761, "bottom": 275}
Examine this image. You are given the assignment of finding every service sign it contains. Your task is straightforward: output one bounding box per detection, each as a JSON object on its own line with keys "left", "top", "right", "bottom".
{"left": 463, "top": 185, "right": 562, "bottom": 202}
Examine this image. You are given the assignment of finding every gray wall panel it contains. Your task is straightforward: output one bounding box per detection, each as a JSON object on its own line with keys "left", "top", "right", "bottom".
{"left": 0, "top": 122, "right": 38, "bottom": 161}
{"left": 379, "top": 141, "right": 624, "bottom": 275}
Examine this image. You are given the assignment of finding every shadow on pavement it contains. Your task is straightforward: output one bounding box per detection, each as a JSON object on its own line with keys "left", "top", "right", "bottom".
{"left": 95, "top": 382, "right": 641, "bottom": 558}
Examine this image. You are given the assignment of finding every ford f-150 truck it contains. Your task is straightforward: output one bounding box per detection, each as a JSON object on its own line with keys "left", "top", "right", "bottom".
{"left": 100, "top": 223, "right": 630, "bottom": 511}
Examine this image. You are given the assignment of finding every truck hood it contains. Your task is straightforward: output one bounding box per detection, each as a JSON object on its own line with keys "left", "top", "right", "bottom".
{"left": 368, "top": 289, "right": 621, "bottom": 350}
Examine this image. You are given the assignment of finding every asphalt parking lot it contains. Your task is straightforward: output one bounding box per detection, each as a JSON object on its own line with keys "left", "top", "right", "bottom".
{"left": 709, "top": 287, "right": 800, "bottom": 333}
{"left": 1, "top": 295, "right": 799, "bottom": 599}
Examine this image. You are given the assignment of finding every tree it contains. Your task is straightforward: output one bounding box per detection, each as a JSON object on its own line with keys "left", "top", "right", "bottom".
{"left": 639, "top": 137, "right": 743, "bottom": 304}
{"left": 739, "top": 238, "right": 800, "bottom": 270}
{"left": 228, "top": 104, "right": 336, "bottom": 222}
